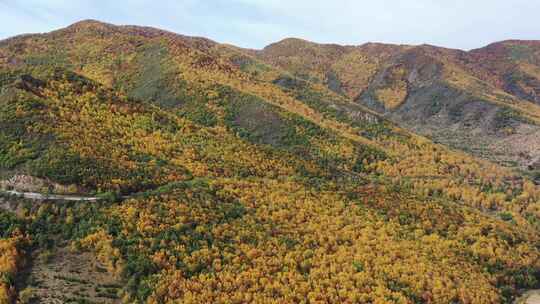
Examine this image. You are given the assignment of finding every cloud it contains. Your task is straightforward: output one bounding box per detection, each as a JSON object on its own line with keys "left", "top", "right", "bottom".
{"left": 0, "top": 0, "right": 538, "bottom": 50}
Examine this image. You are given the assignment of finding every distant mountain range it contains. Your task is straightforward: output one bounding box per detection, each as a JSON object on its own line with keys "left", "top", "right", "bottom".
{"left": 253, "top": 37, "right": 540, "bottom": 176}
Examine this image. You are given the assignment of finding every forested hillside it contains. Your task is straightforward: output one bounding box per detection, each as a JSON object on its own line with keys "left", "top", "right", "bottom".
{"left": 0, "top": 20, "right": 539, "bottom": 303}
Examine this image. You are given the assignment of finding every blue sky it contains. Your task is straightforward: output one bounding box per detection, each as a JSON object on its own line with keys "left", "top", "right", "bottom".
{"left": 0, "top": 0, "right": 538, "bottom": 50}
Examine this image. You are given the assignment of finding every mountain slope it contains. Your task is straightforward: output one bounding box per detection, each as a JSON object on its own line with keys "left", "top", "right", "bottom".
{"left": 254, "top": 38, "right": 540, "bottom": 178}
{"left": 0, "top": 20, "right": 539, "bottom": 303}
{"left": 468, "top": 40, "right": 540, "bottom": 105}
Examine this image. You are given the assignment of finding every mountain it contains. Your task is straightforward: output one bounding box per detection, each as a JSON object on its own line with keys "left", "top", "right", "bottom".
{"left": 0, "top": 20, "right": 539, "bottom": 303}
{"left": 253, "top": 38, "right": 540, "bottom": 178}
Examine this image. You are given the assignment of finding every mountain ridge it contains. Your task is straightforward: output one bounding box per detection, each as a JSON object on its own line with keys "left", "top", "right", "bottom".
{"left": 0, "top": 19, "right": 539, "bottom": 175}
{"left": 3, "top": 19, "right": 538, "bottom": 53}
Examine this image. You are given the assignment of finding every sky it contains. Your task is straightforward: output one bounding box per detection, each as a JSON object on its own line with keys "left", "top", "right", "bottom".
{"left": 0, "top": 0, "right": 538, "bottom": 50}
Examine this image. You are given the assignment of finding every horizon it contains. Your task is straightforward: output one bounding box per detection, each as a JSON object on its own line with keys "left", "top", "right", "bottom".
{"left": 1, "top": 0, "right": 539, "bottom": 51}
{"left": 1, "top": 18, "right": 538, "bottom": 53}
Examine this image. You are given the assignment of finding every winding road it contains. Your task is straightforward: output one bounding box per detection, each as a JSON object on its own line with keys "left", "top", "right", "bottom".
{"left": 2, "top": 190, "right": 101, "bottom": 202}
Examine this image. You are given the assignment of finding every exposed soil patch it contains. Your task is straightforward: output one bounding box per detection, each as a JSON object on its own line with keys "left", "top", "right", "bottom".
{"left": 515, "top": 290, "right": 540, "bottom": 304}
{"left": 0, "top": 175, "right": 82, "bottom": 195}
{"left": 17, "top": 246, "right": 122, "bottom": 304}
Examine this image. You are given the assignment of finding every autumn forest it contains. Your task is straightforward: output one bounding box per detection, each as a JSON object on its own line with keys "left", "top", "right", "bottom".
{"left": 0, "top": 20, "right": 539, "bottom": 303}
